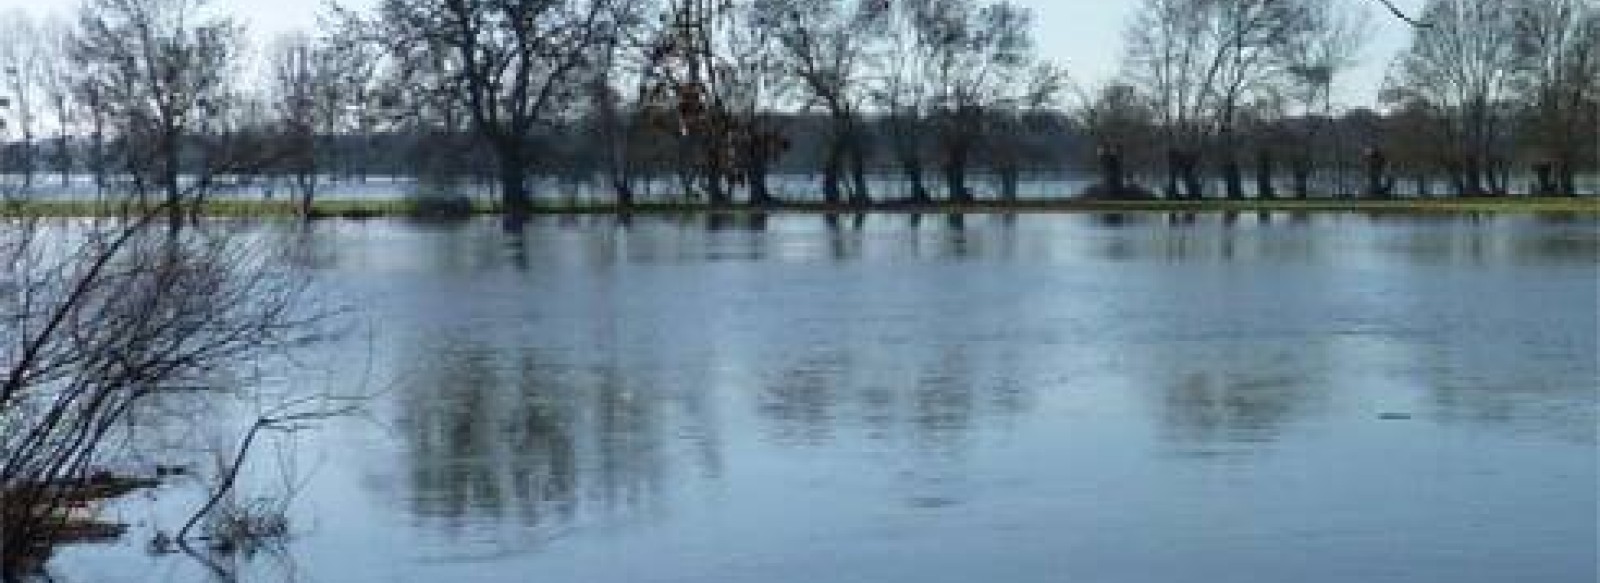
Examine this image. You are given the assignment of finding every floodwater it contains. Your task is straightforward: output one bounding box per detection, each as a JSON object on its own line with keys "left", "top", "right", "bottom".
{"left": 51, "top": 213, "right": 1599, "bottom": 583}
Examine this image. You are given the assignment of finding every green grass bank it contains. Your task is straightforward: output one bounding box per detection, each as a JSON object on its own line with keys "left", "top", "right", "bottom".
{"left": 3, "top": 196, "right": 1595, "bottom": 218}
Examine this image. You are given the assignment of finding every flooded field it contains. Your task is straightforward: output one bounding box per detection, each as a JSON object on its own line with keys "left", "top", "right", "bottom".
{"left": 49, "top": 213, "right": 1598, "bottom": 583}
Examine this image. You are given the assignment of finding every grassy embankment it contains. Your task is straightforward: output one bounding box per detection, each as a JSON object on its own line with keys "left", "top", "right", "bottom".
{"left": 3, "top": 196, "right": 1596, "bottom": 218}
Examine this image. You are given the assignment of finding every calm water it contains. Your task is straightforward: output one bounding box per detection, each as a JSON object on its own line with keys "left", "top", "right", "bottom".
{"left": 53, "top": 213, "right": 1598, "bottom": 583}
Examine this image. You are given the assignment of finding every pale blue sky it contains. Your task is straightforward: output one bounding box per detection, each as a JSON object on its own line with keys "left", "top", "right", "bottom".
{"left": 2, "top": 0, "right": 1427, "bottom": 106}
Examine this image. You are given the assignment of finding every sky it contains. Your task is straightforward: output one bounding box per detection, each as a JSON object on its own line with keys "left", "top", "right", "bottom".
{"left": 1, "top": 0, "right": 1428, "bottom": 107}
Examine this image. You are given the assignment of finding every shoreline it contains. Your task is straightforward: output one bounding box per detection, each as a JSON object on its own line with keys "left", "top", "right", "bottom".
{"left": 3, "top": 196, "right": 1596, "bottom": 218}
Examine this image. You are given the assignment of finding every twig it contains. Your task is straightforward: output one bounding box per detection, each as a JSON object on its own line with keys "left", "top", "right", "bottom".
{"left": 1373, "top": 0, "right": 1432, "bottom": 28}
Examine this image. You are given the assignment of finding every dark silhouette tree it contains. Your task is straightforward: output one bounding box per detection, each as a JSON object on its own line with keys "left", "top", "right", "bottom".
{"left": 70, "top": 0, "right": 245, "bottom": 228}
{"left": 359, "top": 0, "right": 625, "bottom": 220}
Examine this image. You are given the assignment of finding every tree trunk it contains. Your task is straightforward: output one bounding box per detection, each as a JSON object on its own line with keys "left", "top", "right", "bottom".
{"left": 746, "top": 138, "right": 772, "bottom": 206}
{"left": 1365, "top": 149, "right": 1393, "bottom": 199}
{"left": 1461, "top": 156, "right": 1483, "bottom": 197}
{"left": 705, "top": 152, "right": 730, "bottom": 206}
{"left": 1556, "top": 159, "right": 1576, "bottom": 197}
{"left": 822, "top": 138, "right": 844, "bottom": 205}
{"left": 944, "top": 145, "right": 971, "bottom": 203}
{"left": 1099, "top": 146, "right": 1128, "bottom": 198}
{"left": 1222, "top": 157, "right": 1244, "bottom": 199}
{"left": 848, "top": 134, "right": 871, "bottom": 206}
{"left": 298, "top": 184, "right": 315, "bottom": 219}
{"left": 1165, "top": 149, "right": 1183, "bottom": 199}
{"left": 57, "top": 137, "right": 71, "bottom": 188}
{"left": 904, "top": 160, "right": 929, "bottom": 202}
{"left": 1487, "top": 158, "right": 1510, "bottom": 196}
{"left": 614, "top": 179, "right": 635, "bottom": 208}
{"left": 1255, "top": 149, "right": 1275, "bottom": 199}
{"left": 164, "top": 136, "right": 184, "bottom": 232}
{"left": 498, "top": 145, "right": 531, "bottom": 219}
{"left": 999, "top": 163, "right": 1020, "bottom": 201}
{"left": 18, "top": 133, "right": 35, "bottom": 191}
{"left": 1169, "top": 149, "right": 1204, "bottom": 200}
{"left": 1533, "top": 162, "right": 1558, "bottom": 196}
{"left": 1291, "top": 158, "right": 1311, "bottom": 199}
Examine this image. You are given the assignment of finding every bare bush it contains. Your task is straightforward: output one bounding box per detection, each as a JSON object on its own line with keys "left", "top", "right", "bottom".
{"left": 0, "top": 213, "right": 318, "bottom": 575}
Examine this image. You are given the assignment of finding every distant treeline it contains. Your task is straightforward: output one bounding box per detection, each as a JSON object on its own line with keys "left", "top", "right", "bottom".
{"left": 0, "top": 0, "right": 1594, "bottom": 220}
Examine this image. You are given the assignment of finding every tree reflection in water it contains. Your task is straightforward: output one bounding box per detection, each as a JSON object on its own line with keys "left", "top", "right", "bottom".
{"left": 1158, "top": 369, "right": 1320, "bottom": 455}
{"left": 394, "top": 336, "right": 674, "bottom": 543}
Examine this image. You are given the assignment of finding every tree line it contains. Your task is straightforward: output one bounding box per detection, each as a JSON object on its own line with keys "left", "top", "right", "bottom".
{"left": 0, "top": 0, "right": 1594, "bottom": 221}
{"left": 1098, "top": 0, "right": 1598, "bottom": 200}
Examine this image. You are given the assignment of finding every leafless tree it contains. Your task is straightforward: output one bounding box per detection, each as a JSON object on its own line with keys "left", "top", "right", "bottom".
{"left": 1123, "top": 0, "right": 1325, "bottom": 199}
{"left": 919, "top": 0, "right": 1058, "bottom": 202}
{"left": 0, "top": 11, "right": 46, "bottom": 197}
{"left": 1076, "top": 82, "right": 1161, "bottom": 197}
{"left": 719, "top": 0, "right": 794, "bottom": 205}
{"left": 633, "top": 0, "right": 755, "bottom": 205}
{"left": 0, "top": 213, "right": 321, "bottom": 576}
{"left": 1386, "top": 0, "right": 1527, "bottom": 196}
{"left": 268, "top": 32, "right": 359, "bottom": 217}
{"left": 584, "top": 1, "right": 654, "bottom": 206}
{"left": 765, "top": 0, "right": 878, "bottom": 204}
{"left": 1277, "top": 0, "right": 1366, "bottom": 197}
{"left": 69, "top": 0, "right": 247, "bottom": 227}
{"left": 865, "top": 0, "right": 939, "bottom": 201}
{"left": 34, "top": 18, "right": 77, "bottom": 192}
{"left": 1509, "top": 0, "right": 1598, "bottom": 195}
{"left": 357, "top": 0, "right": 624, "bottom": 219}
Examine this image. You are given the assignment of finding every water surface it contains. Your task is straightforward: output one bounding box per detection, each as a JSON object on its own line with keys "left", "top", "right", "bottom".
{"left": 54, "top": 213, "right": 1598, "bottom": 583}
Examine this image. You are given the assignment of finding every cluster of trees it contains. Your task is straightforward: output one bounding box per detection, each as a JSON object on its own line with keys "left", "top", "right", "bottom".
{"left": 0, "top": 0, "right": 1594, "bottom": 220}
{"left": 0, "top": 0, "right": 1065, "bottom": 219}
{"left": 1095, "top": 0, "right": 1598, "bottom": 200}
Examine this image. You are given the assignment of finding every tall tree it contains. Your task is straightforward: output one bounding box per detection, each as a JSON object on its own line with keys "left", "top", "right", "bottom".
{"left": 362, "top": 0, "right": 623, "bottom": 219}
{"left": 269, "top": 34, "right": 326, "bottom": 216}
{"left": 70, "top": 0, "right": 245, "bottom": 226}
{"left": 267, "top": 32, "right": 380, "bottom": 216}
{"left": 1123, "top": 0, "right": 1324, "bottom": 199}
{"left": 766, "top": 0, "right": 878, "bottom": 205}
{"left": 35, "top": 18, "right": 78, "bottom": 190}
{"left": 1509, "top": 0, "right": 1598, "bottom": 195}
{"left": 865, "top": 0, "right": 939, "bottom": 201}
{"left": 1276, "top": 0, "right": 1365, "bottom": 198}
{"left": 1387, "top": 0, "right": 1526, "bottom": 196}
{"left": 0, "top": 12, "right": 45, "bottom": 196}
{"left": 921, "top": 0, "right": 1056, "bottom": 202}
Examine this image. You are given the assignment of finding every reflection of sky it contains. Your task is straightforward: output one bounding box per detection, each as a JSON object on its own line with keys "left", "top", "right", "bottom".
{"left": 51, "top": 214, "right": 1599, "bottom": 583}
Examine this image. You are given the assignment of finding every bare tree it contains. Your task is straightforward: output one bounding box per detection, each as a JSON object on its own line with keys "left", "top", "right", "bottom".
{"left": 631, "top": 0, "right": 792, "bottom": 206}
{"left": 721, "top": 0, "right": 794, "bottom": 205}
{"left": 1387, "top": 0, "right": 1526, "bottom": 196}
{"left": 920, "top": 0, "right": 1055, "bottom": 202}
{"left": 1122, "top": 0, "right": 1219, "bottom": 199}
{"left": 1277, "top": 0, "right": 1366, "bottom": 198}
{"left": 634, "top": 0, "right": 756, "bottom": 205}
{"left": 765, "top": 0, "right": 878, "bottom": 205}
{"left": 1509, "top": 0, "right": 1598, "bottom": 195}
{"left": 70, "top": 0, "right": 246, "bottom": 227}
{"left": 35, "top": 18, "right": 78, "bottom": 192}
{"left": 359, "top": 0, "right": 623, "bottom": 220}
{"left": 1076, "top": 82, "right": 1162, "bottom": 197}
{"left": 1123, "top": 0, "right": 1324, "bottom": 199}
{"left": 0, "top": 11, "right": 46, "bottom": 197}
{"left": 865, "top": 0, "right": 939, "bottom": 202}
{"left": 268, "top": 32, "right": 355, "bottom": 217}
{"left": 0, "top": 214, "right": 316, "bottom": 575}
{"left": 585, "top": 1, "right": 654, "bottom": 206}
